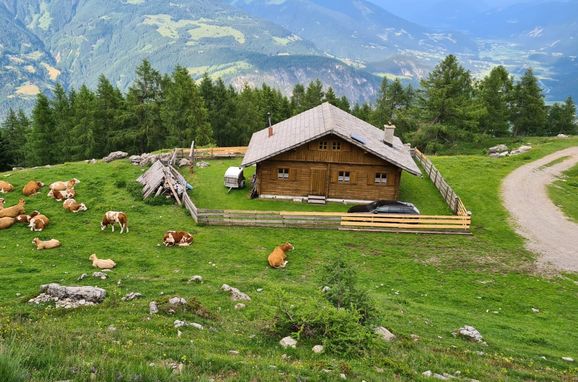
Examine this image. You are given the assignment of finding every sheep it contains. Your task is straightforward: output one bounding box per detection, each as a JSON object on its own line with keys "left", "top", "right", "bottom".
{"left": 0, "top": 181, "right": 14, "bottom": 193}
{"left": 49, "top": 178, "right": 80, "bottom": 192}
{"left": 0, "top": 217, "right": 16, "bottom": 230}
{"left": 267, "top": 242, "right": 295, "bottom": 268}
{"left": 63, "top": 199, "right": 87, "bottom": 213}
{"left": 0, "top": 199, "right": 25, "bottom": 218}
{"left": 29, "top": 212, "right": 49, "bottom": 231}
{"left": 32, "top": 238, "right": 61, "bottom": 250}
{"left": 22, "top": 181, "right": 44, "bottom": 196}
{"left": 89, "top": 254, "right": 116, "bottom": 269}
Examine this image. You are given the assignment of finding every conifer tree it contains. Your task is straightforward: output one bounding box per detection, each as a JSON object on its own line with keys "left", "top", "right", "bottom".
{"left": 302, "top": 79, "right": 325, "bottom": 110}
{"left": 290, "top": 83, "right": 306, "bottom": 114}
{"left": 477, "top": 66, "right": 513, "bottom": 136}
{"left": 1, "top": 109, "right": 29, "bottom": 167}
{"left": 95, "top": 75, "right": 124, "bottom": 157}
{"left": 71, "top": 85, "right": 97, "bottom": 160}
{"left": 51, "top": 83, "right": 73, "bottom": 162}
{"left": 27, "top": 93, "right": 56, "bottom": 165}
{"left": 511, "top": 68, "right": 546, "bottom": 136}
{"left": 546, "top": 97, "right": 577, "bottom": 135}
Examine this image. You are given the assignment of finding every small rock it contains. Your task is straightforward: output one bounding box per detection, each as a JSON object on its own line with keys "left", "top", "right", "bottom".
{"left": 454, "top": 325, "right": 483, "bottom": 342}
{"left": 281, "top": 354, "right": 289, "bottom": 360}
{"left": 92, "top": 272, "right": 108, "bottom": 280}
{"left": 77, "top": 273, "right": 88, "bottom": 281}
{"left": 562, "top": 357, "right": 574, "bottom": 362}
{"left": 488, "top": 144, "right": 509, "bottom": 154}
{"left": 196, "top": 161, "right": 210, "bottom": 168}
{"left": 374, "top": 326, "right": 396, "bottom": 342}
{"left": 510, "top": 145, "right": 532, "bottom": 156}
{"left": 174, "top": 320, "right": 187, "bottom": 328}
{"left": 531, "top": 308, "right": 539, "bottom": 313}
{"left": 423, "top": 371, "right": 433, "bottom": 377}
{"left": 221, "top": 284, "right": 251, "bottom": 301}
{"left": 174, "top": 320, "right": 203, "bottom": 330}
{"left": 168, "top": 297, "right": 187, "bottom": 305}
{"left": 178, "top": 158, "right": 192, "bottom": 167}
{"left": 234, "top": 303, "right": 246, "bottom": 310}
{"left": 107, "top": 325, "right": 117, "bottom": 333}
{"left": 228, "top": 350, "right": 240, "bottom": 355}
{"left": 321, "top": 286, "right": 331, "bottom": 292}
{"left": 374, "top": 367, "right": 384, "bottom": 373}
{"left": 279, "top": 336, "right": 297, "bottom": 349}
{"left": 256, "top": 288, "right": 263, "bottom": 292}
{"left": 188, "top": 275, "right": 203, "bottom": 283}
{"left": 410, "top": 334, "right": 420, "bottom": 341}
{"left": 312, "top": 345, "right": 324, "bottom": 353}
{"left": 340, "top": 373, "right": 347, "bottom": 380}
{"left": 557, "top": 133, "right": 569, "bottom": 138}
{"left": 149, "top": 301, "right": 159, "bottom": 315}
{"left": 121, "top": 292, "right": 143, "bottom": 301}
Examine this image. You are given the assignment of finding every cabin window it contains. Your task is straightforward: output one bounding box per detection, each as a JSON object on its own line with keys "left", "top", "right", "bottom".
{"left": 375, "top": 173, "right": 388, "bottom": 184}
{"left": 277, "top": 168, "right": 289, "bottom": 180}
{"left": 338, "top": 171, "right": 350, "bottom": 184}
{"left": 332, "top": 141, "right": 341, "bottom": 150}
{"left": 319, "top": 141, "right": 328, "bottom": 150}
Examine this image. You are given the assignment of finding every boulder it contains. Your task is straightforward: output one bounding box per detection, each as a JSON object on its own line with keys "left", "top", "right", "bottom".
{"left": 103, "top": 151, "right": 128, "bottom": 163}
{"left": 178, "top": 158, "right": 192, "bottom": 167}
{"left": 374, "top": 326, "right": 396, "bottom": 342}
{"left": 488, "top": 144, "right": 508, "bottom": 154}
{"left": 279, "top": 336, "right": 297, "bottom": 349}
{"left": 562, "top": 357, "right": 574, "bottom": 362}
{"left": 196, "top": 161, "right": 210, "bottom": 168}
{"left": 454, "top": 325, "right": 483, "bottom": 342}
{"left": 510, "top": 145, "right": 532, "bottom": 156}
{"left": 312, "top": 345, "right": 324, "bottom": 353}
{"left": 92, "top": 272, "right": 108, "bottom": 280}
{"left": 557, "top": 134, "right": 569, "bottom": 138}
{"left": 168, "top": 297, "right": 187, "bottom": 305}
{"left": 28, "top": 283, "right": 106, "bottom": 309}
{"left": 221, "top": 284, "right": 251, "bottom": 301}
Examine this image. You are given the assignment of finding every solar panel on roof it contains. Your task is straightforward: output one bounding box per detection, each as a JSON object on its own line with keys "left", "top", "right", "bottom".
{"left": 351, "top": 133, "right": 366, "bottom": 145}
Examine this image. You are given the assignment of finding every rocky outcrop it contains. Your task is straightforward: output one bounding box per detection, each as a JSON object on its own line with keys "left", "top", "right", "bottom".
{"left": 28, "top": 283, "right": 106, "bottom": 309}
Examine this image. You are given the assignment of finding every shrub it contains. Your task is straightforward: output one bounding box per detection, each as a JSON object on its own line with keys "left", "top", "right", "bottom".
{"left": 320, "top": 257, "right": 377, "bottom": 325}
{"left": 114, "top": 179, "right": 127, "bottom": 189}
{"left": 270, "top": 290, "right": 374, "bottom": 356}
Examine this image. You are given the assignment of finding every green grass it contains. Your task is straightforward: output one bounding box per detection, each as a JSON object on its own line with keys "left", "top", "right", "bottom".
{"left": 187, "top": 159, "right": 451, "bottom": 215}
{"left": 0, "top": 138, "right": 577, "bottom": 381}
{"left": 548, "top": 162, "right": 578, "bottom": 223}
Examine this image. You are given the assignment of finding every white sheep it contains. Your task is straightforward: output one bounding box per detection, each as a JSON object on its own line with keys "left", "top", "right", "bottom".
{"left": 32, "top": 238, "right": 61, "bottom": 250}
{"left": 89, "top": 254, "right": 116, "bottom": 269}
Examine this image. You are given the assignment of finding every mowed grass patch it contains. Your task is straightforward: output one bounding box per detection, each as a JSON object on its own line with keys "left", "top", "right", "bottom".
{"left": 187, "top": 159, "right": 451, "bottom": 215}
{"left": 0, "top": 141, "right": 577, "bottom": 381}
{"left": 548, "top": 162, "right": 578, "bottom": 223}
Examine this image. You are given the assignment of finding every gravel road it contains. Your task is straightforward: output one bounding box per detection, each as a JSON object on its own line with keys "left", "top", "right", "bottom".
{"left": 502, "top": 146, "right": 578, "bottom": 272}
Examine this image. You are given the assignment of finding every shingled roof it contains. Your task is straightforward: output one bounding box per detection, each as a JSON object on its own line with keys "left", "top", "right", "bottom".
{"left": 241, "top": 102, "right": 421, "bottom": 176}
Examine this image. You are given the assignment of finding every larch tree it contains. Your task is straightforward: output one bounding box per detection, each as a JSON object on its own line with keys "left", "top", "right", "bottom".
{"left": 511, "top": 68, "right": 547, "bottom": 136}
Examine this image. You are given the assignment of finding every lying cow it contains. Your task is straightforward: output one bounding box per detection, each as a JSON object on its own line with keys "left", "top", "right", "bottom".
{"left": 0, "top": 197, "right": 5, "bottom": 209}
{"left": 163, "top": 231, "right": 194, "bottom": 247}
{"left": 22, "top": 181, "right": 44, "bottom": 196}
{"left": 0, "top": 217, "right": 16, "bottom": 230}
{"left": 49, "top": 178, "right": 80, "bottom": 192}
{"left": 267, "top": 242, "right": 295, "bottom": 268}
{"left": 0, "top": 181, "right": 14, "bottom": 193}
{"left": 63, "top": 199, "right": 87, "bottom": 213}
{"left": 101, "top": 211, "right": 128, "bottom": 233}
{"left": 15, "top": 211, "right": 39, "bottom": 224}
{"left": 0, "top": 199, "right": 25, "bottom": 218}
{"left": 29, "top": 212, "right": 49, "bottom": 232}
{"left": 48, "top": 188, "right": 75, "bottom": 201}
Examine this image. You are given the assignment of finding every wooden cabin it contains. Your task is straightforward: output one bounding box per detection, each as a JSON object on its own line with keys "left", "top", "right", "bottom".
{"left": 241, "top": 103, "right": 421, "bottom": 203}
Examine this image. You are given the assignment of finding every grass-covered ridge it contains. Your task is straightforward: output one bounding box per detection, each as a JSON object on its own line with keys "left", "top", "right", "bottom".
{"left": 548, "top": 162, "right": 578, "bottom": 223}
{"left": 0, "top": 140, "right": 577, "bottom": 381}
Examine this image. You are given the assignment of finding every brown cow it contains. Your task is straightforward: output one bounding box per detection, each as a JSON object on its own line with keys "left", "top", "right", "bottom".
{"left": 101, "top": 211, "right": 128, "bottom": 233}
{"left": 63, "top": 199, "right": 87, "bottom": 213}
{"left": 15, "top": 211, "right": 39, "bottom": 224}
{"left": 163, "top": 231, "right": 194, "bottom": 246}
{"left": 29, "top": 212, "right": 49, "bottom": 232}
{"left": 49, "top": 178, "right": 79, "bottom": 192}
{"left": 22, "top": 181, "right": 44, "bottom": 196}
{"left": 0, "top": 181, "right": 14, "bottom": 193}
{"left": 0, "top": 197, "right": 5, "bottom": 209}
{"left": 267, "top": 242, "right": 295, "bottom": 268}
{"left": 48, "top": 188, "right": 75, "bottom": 201}
{"left": 0, "top": 199, "right": 25, "bottom": 218}
{"left": 0, "top": 217, "right": 16, "bottom": 229}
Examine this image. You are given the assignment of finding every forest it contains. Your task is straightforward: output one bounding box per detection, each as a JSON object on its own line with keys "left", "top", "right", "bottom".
{"left": 0, "top": 55, "right": 576, "bottom": 171}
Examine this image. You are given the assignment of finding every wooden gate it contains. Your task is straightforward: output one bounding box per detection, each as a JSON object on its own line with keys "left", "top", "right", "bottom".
{"left": 310, "top": 168, "right": 328, "bottom": 196}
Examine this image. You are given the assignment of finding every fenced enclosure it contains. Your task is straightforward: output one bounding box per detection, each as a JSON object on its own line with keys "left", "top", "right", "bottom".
{"left": 146, "top": 148, "right": 471, "bottom": 234}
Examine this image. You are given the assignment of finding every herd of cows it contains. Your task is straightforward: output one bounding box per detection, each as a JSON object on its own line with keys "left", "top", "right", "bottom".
{"left": 1, "top": 175, "right": 294, "bottom": 269}
{"left": 0, "top": 178, "right": 195, "bottom": 257}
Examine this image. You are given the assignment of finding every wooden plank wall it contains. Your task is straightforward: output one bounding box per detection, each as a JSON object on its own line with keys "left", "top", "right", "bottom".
{"left": 412, "top": 149, "right": 470, "bottom": 217}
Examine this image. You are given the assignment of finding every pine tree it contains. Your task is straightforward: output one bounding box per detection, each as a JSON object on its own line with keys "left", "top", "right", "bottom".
{"left": 511, "top": 68, "right": 546, "bottom": 136}
{"left": 27, "top": 93, "right": 56, "bottom": 165}
{"left": 235, "top": 84, "right": 261, "bottom": 145}
{"left": 547, "top": 97, "right": 577, "bottom": 135}
{"left": 371, "top": 78, "right": 410, "bottom": 128}
{"left": 351, "top": 103, "right": 372, "bottom": 122}
{"left": 290, "top": 84, "right": 306, "bottom": 114}
{"left": 95, "top": 75, "right": 124, "bottom": 157}
{"left": 207, "top": 79, "right": 238, "bottom": 146}
{"left": 1, "top": 109, "right": 29, "bottom": 168}
{"left": 303, "top": 79, "right": 325, "bottom": 110}
{"left": 126, "top": 59, "right": 164, "bottom": 152}
{"left": 477, "top": 66, "right": 513, "bottom": 136}
{"left": 419, "top": 55, "right": 481, "bottom": 132}
{"left": 324, "top": 87, "right": 338, "bottom": 106}
{"left": 71, "top": 85, "right": 97, "bottom": 160}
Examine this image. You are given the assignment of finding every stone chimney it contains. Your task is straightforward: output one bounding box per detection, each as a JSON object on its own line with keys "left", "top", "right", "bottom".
{"left": 383, "top": 123, "right": 396, "bottom": 146}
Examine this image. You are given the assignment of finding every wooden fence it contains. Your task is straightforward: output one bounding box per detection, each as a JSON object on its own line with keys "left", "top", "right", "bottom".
{"left": 412, "top": 149, "right": 469, "bottom": 217}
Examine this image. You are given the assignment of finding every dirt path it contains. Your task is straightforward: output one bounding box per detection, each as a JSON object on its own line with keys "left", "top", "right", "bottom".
{"left": 502, "top": 146, "right": 578, "bottom": 272}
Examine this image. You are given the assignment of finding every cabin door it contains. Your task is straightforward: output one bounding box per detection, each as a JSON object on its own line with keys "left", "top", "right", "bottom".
{"left": 310, "top": 167, "right": 328, "bottom": 196}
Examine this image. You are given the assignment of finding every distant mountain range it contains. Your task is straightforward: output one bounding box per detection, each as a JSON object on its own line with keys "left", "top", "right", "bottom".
{"left": 1, "top": 0, "right": 576, "bottom": 119}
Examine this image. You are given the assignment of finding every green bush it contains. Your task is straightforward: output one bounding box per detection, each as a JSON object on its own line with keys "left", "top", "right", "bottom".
{"left": 320, "top": 257, "right": 377, "bottom": 325}
{"left": 114, "top": 179, "right": 127, "bottom": 189}
{"left": 270, "top": 290, "right": 374, "bottom": 356}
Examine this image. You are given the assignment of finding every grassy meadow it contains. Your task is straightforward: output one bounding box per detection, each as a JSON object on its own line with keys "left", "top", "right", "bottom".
{"left": 0, "top": 137, "right": 577, "bottom": 381}
{"left": 548, "top": 162, "right": 578, "bottom": 223}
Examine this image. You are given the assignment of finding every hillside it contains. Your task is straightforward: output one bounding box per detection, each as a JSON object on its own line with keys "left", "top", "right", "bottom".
{"left": 1, "top": 138, "right": 578, "bottom": 380}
